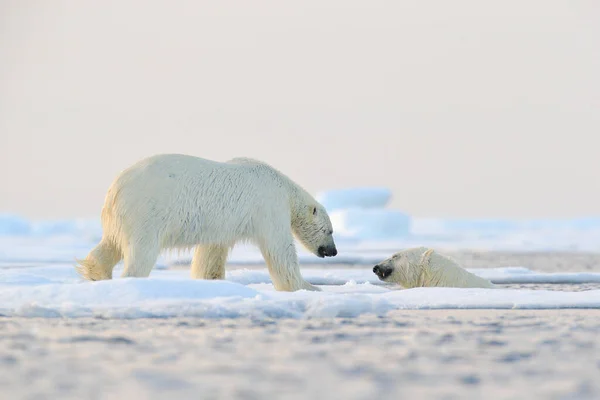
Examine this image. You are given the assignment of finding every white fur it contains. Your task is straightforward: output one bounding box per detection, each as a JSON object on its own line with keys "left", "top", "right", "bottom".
{"left": 76, "top": 154, "right": 337, "bottom": 292}
{"left": 375, "top": 247, "right": 496, "bottom": 289}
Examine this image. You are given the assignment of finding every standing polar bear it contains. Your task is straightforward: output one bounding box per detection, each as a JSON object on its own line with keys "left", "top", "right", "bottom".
{"left": 373, "top": 247, "right": 495, "bottom": 289}
{"left": 76, "top": 154, "right": 338, "bottom": 292}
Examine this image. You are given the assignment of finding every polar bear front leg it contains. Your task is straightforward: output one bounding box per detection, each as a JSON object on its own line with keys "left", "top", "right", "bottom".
{"left": 191, "top": 244, "right": 228, "bottom": 280}
{"left": 258, "top": 235, "right": 320, "bottom": 292}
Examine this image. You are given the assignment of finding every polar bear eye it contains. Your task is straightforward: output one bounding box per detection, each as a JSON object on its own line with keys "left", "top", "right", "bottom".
{"left": 312, "top": 207, "right": 317, "bottom": 215}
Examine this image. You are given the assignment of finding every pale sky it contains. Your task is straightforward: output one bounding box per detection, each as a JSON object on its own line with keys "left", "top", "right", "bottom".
{"left": 1, "top": 1, "right": 599, "bottom": 219}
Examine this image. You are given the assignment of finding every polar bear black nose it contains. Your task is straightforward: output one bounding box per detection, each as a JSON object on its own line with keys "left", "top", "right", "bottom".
{"left": 373, "top": 265, "right": 392, "bottom": 279}
{"left": 318, "top": 246, "right": 337, "bottom": 258}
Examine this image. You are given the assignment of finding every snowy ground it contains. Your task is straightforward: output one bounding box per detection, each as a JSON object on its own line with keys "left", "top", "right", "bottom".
{"left": 2, "top": 235, "right": 600, "bottom": 318}
{"left": 2, "top": 309, "right": 599, "bottom": 400}
{"left": 2, "top": 247, "right": 600, "bottom": 399}
{"left": 2, "top": 263, "right": 600, "bottom": 319}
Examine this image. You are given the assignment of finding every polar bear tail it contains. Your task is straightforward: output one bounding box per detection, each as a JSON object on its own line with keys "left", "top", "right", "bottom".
{"left": 75, "top": 239, "right": 123, "bottom": 281}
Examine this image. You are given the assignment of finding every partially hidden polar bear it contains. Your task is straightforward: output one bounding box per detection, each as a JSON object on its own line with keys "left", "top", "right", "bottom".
{"left": 373, "top": 247, "right": 495, "bottom": 288}
{"left": 76, "top": 154, "right": 338, "bottom": 292}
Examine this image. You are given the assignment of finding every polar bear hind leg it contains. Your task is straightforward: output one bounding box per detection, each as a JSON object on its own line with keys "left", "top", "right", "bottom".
{"left": 191, "top": 244, "right": 229, "bottom": 280}
{"left": 75, "top": 238, "right": 123, "bottom": 281}
{"left": 121, "top": 237, "right": 161, "bottom": 278}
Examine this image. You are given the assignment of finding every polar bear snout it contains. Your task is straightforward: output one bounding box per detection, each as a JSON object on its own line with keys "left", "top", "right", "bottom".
{"left": 317, "top": 245, "right": 338, "bottom": 258}
{"left": 373, "top": 264, "right": 393, "bottom": 280}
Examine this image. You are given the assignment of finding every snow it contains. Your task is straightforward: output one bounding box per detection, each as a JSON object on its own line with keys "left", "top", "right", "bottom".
{"left": 0, "top": 215, "right": 101, "bottom": 240}
{"left": 31, "top": 219, "right": 101, "bottom": 239}
{"left": 0, "top": 214, "right": 31, "bottom": 235}
{"left": 0, "top": 265, "right": 599, "bottom": 319}
{"left": 329, "top": 208, "right": 411, "bottom": 239}
{"left": 315, "top": 187, "right": 392, "bottom": 211}
{"left": 316, "top": 187, "right": 412, "bottom": 239}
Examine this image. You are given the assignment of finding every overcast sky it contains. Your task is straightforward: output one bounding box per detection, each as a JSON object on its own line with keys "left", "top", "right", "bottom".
{"left": 1, "top": 1, "right": 599, "bottom": 219}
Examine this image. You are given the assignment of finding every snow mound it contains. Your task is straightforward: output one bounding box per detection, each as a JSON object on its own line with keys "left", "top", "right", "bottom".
{"left": 329, "top": 208, "right": 411, "bottom": 239}
{"left": 315, "top": 187, "right": 411, "bottom": 240}
{"left": 0, "top": 214, "right": 31, "bottom": 235}
{"left": 316, "top": 187, "right": 392, "bottom": 211}
{"left": 32, "top": 219, "right": 101, "bottom": 238}
{"left": 0, "top": 214, "right": 101, "bottom": 239}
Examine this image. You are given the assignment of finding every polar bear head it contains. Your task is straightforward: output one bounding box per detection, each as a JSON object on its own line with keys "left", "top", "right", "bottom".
{"left": 372, "top": 247, "right": 430, "bottom": 286}
{"left": 372, "top": 253, "right": 407, "bottom": 283}
{"left": 292, "top": 203, "right": 338, "bottom": 258}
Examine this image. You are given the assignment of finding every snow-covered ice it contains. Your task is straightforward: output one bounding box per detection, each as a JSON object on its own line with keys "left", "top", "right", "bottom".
{"left": 1, "top": 264, "right": 600, "bottom": 319}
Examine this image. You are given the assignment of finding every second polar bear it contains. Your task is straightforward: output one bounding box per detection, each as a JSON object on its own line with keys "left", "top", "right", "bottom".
{"left": 373, "top": 247, "right": 495, "bottom": 288}
{"left": 76, "top": 154, "right": 338, "bottom": 292}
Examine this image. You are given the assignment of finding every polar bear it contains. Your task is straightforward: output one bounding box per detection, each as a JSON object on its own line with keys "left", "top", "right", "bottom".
{"left": 372, "top": 247, "right": 495, "bottom": 288}
{"left": 75, "top": 154, "right": 338, "bottom": 292}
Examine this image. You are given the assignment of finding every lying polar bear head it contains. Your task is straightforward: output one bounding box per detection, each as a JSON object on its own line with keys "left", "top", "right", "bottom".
{"left": 372, "top": 247, "right": 495, "bottom": 289}
{"left": 292, "top": 203, "right": 337, "bottom": 258}
{"left": 372, "top": 249, "right": 422, "bottom": 285}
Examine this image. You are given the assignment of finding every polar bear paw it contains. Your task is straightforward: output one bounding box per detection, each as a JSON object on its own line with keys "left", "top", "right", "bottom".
{"left": 301, "top": 281, "right": 322, "bottom": 292}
